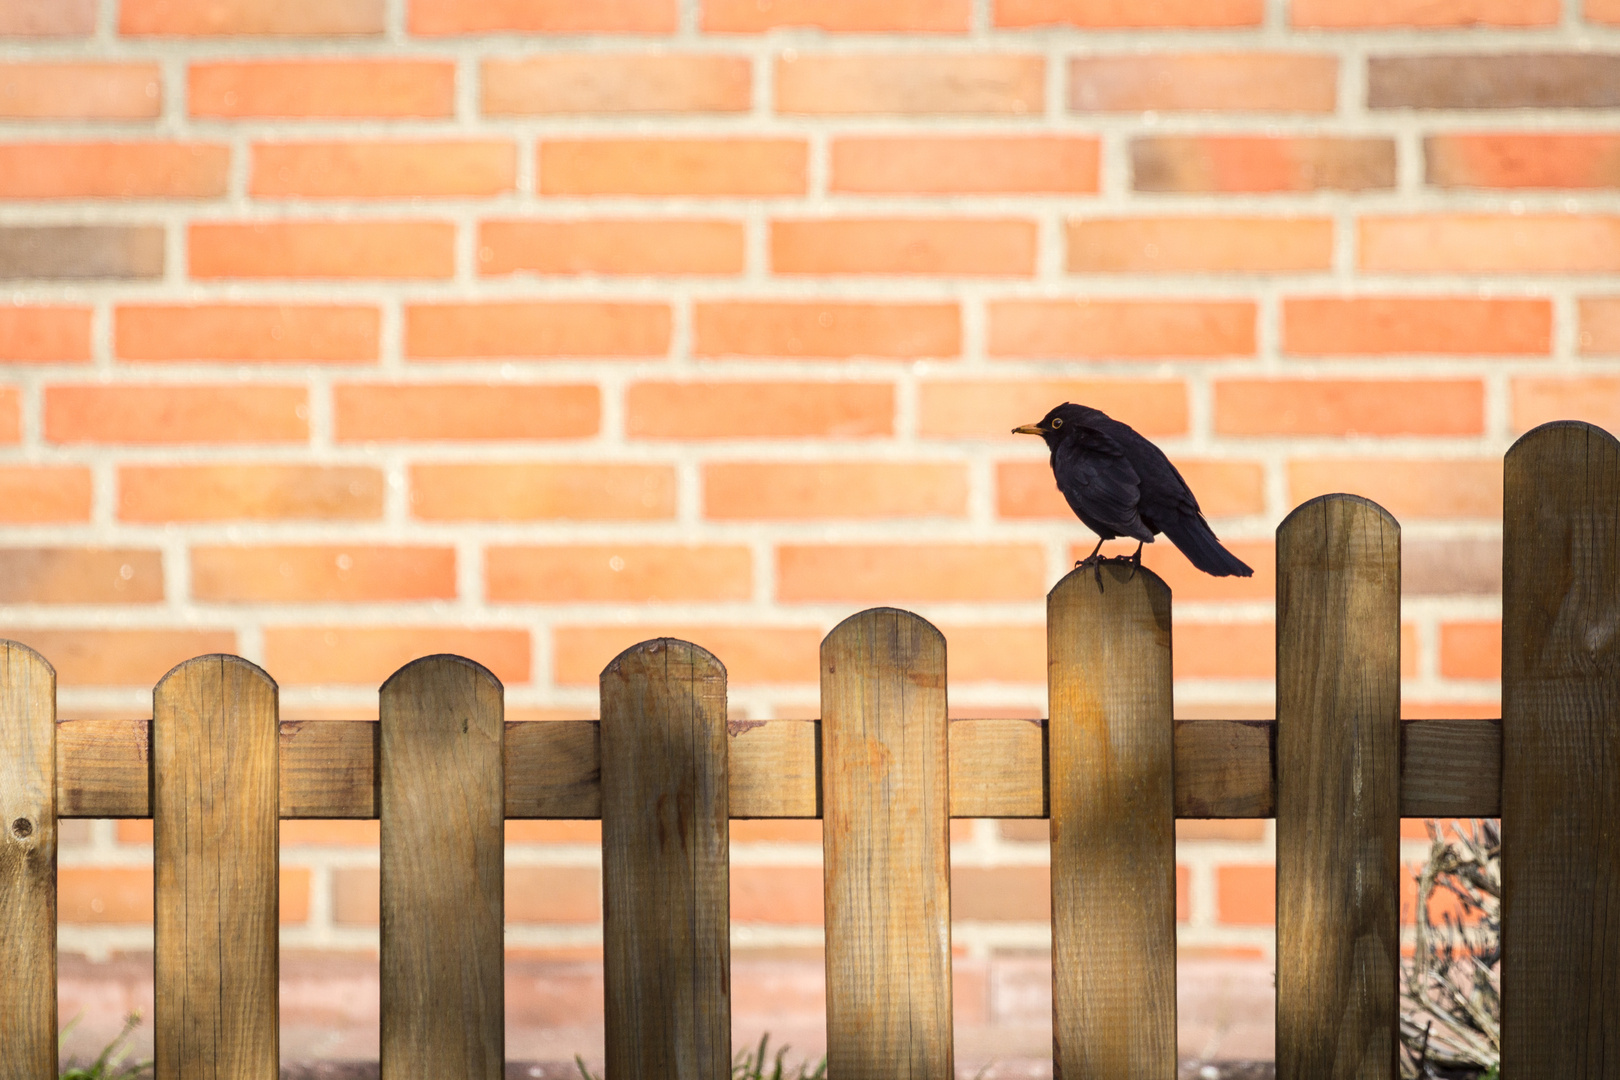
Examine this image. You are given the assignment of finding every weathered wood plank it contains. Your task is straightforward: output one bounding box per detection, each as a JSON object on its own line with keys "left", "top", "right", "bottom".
{"left": 379, "top": 656, "right": 504, "bottom": 1080}
{"left": 1176, "top": 719, "right": 1273, "bottom": 818}
{"left": 153, "top": 655, "right": 280, "bottom": 1080}
{"left": 506, "top": 719, "right": 598, "bottom": 818}
{"left": 1275, "top": 495, "right": 1402, "bottom": 1080}
{"left": 1048, "top": 563, "right": 1177, "bottom": 1080}
{"left": 821, "top": 608, "right": 953, "bottom": 1080}
{"left": 731, "top": 718, "right": 819, "bottom": 817}
{"left": 0, "top": 643, "right": 56, "bottom": 1080}
{"left": 600, "top": 640, "right": 731, "bottom": 1079}
{"left": 1502, "top": 421, "right": 1620, "bottom": 1079}
{"left": 280, "top": 719, "right": 376, "bottom": 818}
{"left": 950, "top": 717, "right": 1045, "bottom": 817}
{"left": 1403, "top": 719, "right": 1500, "bottom": 818}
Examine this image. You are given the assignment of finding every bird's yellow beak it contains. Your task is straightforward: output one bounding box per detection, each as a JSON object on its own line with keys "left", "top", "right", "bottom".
{"left": 1011, "top": 424, "right": 1047, "bottom": 436}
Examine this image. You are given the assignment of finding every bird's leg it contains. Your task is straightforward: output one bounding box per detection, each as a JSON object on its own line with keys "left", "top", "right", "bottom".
{"left": 1127, "top": 542, "right": 1143, "bottom": 581}
{"left": 1073, "top": 537, "right": 1107, "bottom": 592}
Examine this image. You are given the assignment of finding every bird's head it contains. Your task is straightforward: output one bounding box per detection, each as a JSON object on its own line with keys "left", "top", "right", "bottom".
{"left": 1011, "top": 402, "right": 1092, "bottom": 449}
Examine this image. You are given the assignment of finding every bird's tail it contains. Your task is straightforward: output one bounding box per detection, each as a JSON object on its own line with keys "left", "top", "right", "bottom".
{"left": 1162, "top": 515, "right": 1254, "bottom": 577}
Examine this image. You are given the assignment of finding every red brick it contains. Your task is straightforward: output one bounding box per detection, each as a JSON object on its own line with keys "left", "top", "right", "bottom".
{"left": 1512, "top": 376, "right": 1620, "bottom": 433}
{"left": 487, "top": 545, "right": 752, "bottom": 602}
{"left": 732, "top": 866, "right": 825, "bottom": 924}
{"left": 410, "top": 463, "right": 675, "bottom": 521}
{"left": 921, "top": 379, "right": 1187, "bottom": 438}
{"left": 334, "top": 384, "right": 598, "bottom": 441}
{"left": 771, "top": 219, "right": 1035, "bottom": 276}
{"left": 1215, "top": 380, "right": 1483, "bottom": 436}
{"left": 409, "top": 0, "right": 675, "bottom": 33}
{"left": 1283, "top": 297, "right": 1551, "bottom": 356}
{"left": 0, "top": 307, "right": 90, "bottom": 362}
{"left": 1294, "top": 0, "right": 1556, "bottom": 25}
{"left": 1217, "top": 865, "right": 1273, "bottom": 925}
{"left": 1000, "top": 459, "right": 1263, "bottom": 520}
{"left": 1582, "top": 298, "right": 1620, "bottom": 354}
{"left": 1136, "top": 540, "right": 1276, "bottom": 602}
{"left": 1070, "top": 54, "right": 1335, "bottom": 113}
{"left": 539, "top": 139, "right": 806, "bottom": 196}
{"left": 0, "top": 548, "right": 163, "bottom": 604}
{"left": 693, "top": 301, "right": 958, "bottom": 358}
{"left": 507, "top": 867, "right": 602, "bottom": 923}
{"left": 1360, "top": 215, "right": 1620, "bottom": 273}
{"left": 1134, "top": 136, "right": 1395, "bottom": 193}
{"left": 990, "top": 300, "right": 1254, "bottom": 358}
{"left": 483, "top": 55, "right": 749, "bottom": 114}
{"left": 479, "top": 220, "right": 744, "bottom": 276}
{"left": 406, "top": 302, "right": 670, "bottom": 358}
{"left": 191, "top": 545, "right": 456, "bottom": 602}
{"left": 626, "top": 382, "right": 893, "bottom": 439}
{"left": 58, "top": 867, "right": 311, "bottom": 925}
{"left": 731, "top": 820, "right": 819, "bottom": 843}
{"left": 46, "top": 385, "right": 307, "bottom": 444}
{"left": 1441, "top": 621, "right": 1500, "bottom": 680}
{"left": 263, "top": 626, "right": 530, "bottom": 686}
{"left": 189, "top": 222, "right": 454, "bottom": 280}
{"left": 1068, "top": 217, "right": 1333, "bottom": 273}
{"left": 938, "top": 624, "right": 1046, "bottom": 683}
{"left": 121, "top": 0, "right": 383, "bottom": 34}
{"left": 996, "top": 0, "right": 1261, "bottom": 25}
{"left": 0, "top": 628, "right": 235, "bottom": 685}
{"left": 776, "top": 544, "right": 1046, "bottom": 603}
{"left": 0, "top": 0, "right": 94, "bottom": 34}
{"left": 953, "top": 866, "right": 1051, "bottom": 921}
{"left": 552, "top": 625, "right": 820, "bottom": 685}
{"left": 1594, "top": 0, "right": 1620, "bottom": 23}
{"left": 707, "top": 0, "right": 967, "bottom": 29}
{"left": 832, "top": 136, "right": 1099, "bottom": 194}
{"left": 704, "top": 462, "right": 967, "bottom": 519}
{"left": 0, "top": 389, "right": 17, "bottom": 443}
{"left": 1427, "top": 134, "right": 1620, "bottom": 189}
{"left": 190, "top": 60, "right": 453, "bottom": 118}
{"left": 116, "top": 304, "right": 378, "bottom": 363}
{"left": 282, "top": 820, "right": 378, "bottom": 845}
{"left": 1288, "top": 459, "right": 1502, "bottom": 520}
{"left": 0, "top": 63, "right": 161, "bottom": 118}
{"left": 120, "top": 464, "right": 383, "bottom": 522}
{"left": 251, "top": 141, "right": 514, "bottom": 198}
{"left": 506, "top": 820, "right": 600, "bottom": 843}
{"left": 0, "top": 143, "right": 228, "bottom": 198}
{"left": 776, "top": 54, "right": 1043, "bottom": 115}
{"left": 1174, "top": 622, "right": 1275, "bottom": 680}
{"left": 0, "top": 466, "right": 91, "bottom": 522}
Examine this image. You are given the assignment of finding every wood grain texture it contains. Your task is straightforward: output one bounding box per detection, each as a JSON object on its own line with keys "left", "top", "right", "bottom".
{"left": 379, "top": 655, "right": 504, "bottom": 1080}
{"left": 0, "top": 643, "right": 56, "bottom": 1080}
{"left": 152, "top": 655, "right": 280, "bottom": 1080}
{"left": 600, "top": 640, "right": 731, "bottom": 1079}
{"left": 1048, "top": 563, "right": 1177, "bottom": 1080}
{"left": 1502, "top": 421, "right": 1620, "bottom": 1079}
{"left": 1274, "top": 495, "right": 1401, "bottom": 1080}
{"left": 507, "top": 719, "right": 599, "bottom": 818}
{"left": 730, "top": 719, "right": 818, "bottom": 817}
{"left": 821, "top": 608, "right": 953, "bottom": 1080}
{"left": 950, "top": 717, "right": 1045, "bottom": 817}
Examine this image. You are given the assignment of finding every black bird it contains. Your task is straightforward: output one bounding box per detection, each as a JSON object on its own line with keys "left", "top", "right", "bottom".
{"left": 1013, "top": 402, "right": 1253, "bottom": 583}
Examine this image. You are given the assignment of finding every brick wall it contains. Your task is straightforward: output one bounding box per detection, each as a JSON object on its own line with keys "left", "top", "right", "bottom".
{"left": 7, "top": 0, "right": 1610, "bottom": 1063}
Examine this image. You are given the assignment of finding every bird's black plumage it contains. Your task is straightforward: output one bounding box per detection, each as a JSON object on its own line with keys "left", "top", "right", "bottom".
{"left": 1013, "top": 402, "right": 1253, "bottom": 578}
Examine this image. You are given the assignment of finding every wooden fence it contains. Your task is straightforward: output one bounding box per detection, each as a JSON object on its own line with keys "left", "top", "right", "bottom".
{"left": 1, "top": 419, "right": 1616, "bottom": 1080}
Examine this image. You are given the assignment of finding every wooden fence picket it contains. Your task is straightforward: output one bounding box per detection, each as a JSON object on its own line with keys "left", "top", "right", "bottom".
{"left": 152, "top": 655, "right": 280, "bottom": 1080}
{"left": 0, "top": 642, "right": 55, "bottom": 1080}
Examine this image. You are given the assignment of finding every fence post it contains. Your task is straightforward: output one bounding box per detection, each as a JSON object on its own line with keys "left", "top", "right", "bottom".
{"left": 153, "top": 655, "right": 280, "bottom": 1080}
{"left": 379, "top": 655, "right": 505, "bottom": 1080}
{"left": 821, "top": 608, "right": 952, "bottom": 1080}
{"left": 1047, "top": 562, "right": 1176, "bottom": 1079}
{"left": 1275, "top": 495, "right": 1401, "bottom": 1080}
{"left": 0, "top": 642, "right": 56, "bottom": 1080}
{"left": 600, "top": 639, "right": 731, "bottom": 1078}
{"left": 1502, "top": 421, "right": 1620, "bottom": 1076}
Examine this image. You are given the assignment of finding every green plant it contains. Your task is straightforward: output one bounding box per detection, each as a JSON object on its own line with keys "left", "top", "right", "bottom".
{"left": 59, "top": 1011, "right": 152, "bottom": 1080}
{"left": 575, "top": 1034, "right": 827, "bottom": 1080}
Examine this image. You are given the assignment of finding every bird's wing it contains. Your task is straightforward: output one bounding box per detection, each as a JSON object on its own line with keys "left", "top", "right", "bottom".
{"left": 1054, "top": 425, "right": 1151, "bottom": 540}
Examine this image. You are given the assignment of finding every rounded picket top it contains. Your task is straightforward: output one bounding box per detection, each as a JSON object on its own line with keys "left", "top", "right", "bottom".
{"left": 823, "top": 606, "right": 945, "bottom": 655}
{"left": 0, "top": 638, "right": 56, "bottom": 685}
{"left": 1049, "top": 557, "right": 1172, "bottom": 609}
{"left": 1507, "top": 418, "right": 1620, "bottom": 462}
{"left": 380, "top": 653, "right": 503, "bottom": 697}
{"left": 1278, "top": 491, "right": 1400, "bottom": 539}
{"left": 154, "top": 653, "right": 278, "bottom": 702}
{"left": 600, "top": 637, "right": 726, "bottom": 684}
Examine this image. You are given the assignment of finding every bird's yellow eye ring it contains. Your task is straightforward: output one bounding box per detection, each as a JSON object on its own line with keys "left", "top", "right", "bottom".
{"left": 1050, "top": 417, "right": 1063, "bottom": 428}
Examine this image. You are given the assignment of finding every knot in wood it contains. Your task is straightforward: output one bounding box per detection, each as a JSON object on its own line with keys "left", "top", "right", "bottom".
{"left": 10, "top": 817, "right": 33, "bottom": 839}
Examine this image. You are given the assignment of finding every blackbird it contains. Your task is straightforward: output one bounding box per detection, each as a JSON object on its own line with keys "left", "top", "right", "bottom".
{"left": 1013, "top": 402, "right": 1253, "bottom": 584}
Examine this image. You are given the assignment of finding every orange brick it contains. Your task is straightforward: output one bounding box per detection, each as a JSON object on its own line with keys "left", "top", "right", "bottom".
{"left": 1175, "top": 622, "right": 1274, "bottom": 680}
{"left": 1287, "top": 459, "right": 1502, "bottom": 520}
{"left": 990, "top": 300, "right": 1255, "bottom": 358}
{"left": 46, "top": 385, "right": 306, "bottom": 445}
{"left": 121, "top": 0, "right": 384, "bottom": 33}
{"left": 1068, "top": 217, "right": 1333, "bottom": 273}
{"left": 1215, "top": 380, "right": 1483, "bottom": 436}
{"left": 704, "top": 462, "right": 967, "bottom": 519}
{"left": 506, "top": 820, "right": 600, "bottom": 843}
{"left": 1134, "top": 136, "right": 1395, "bottom": 193}
{"left": 483, "top": 55, "right": 750, "bottom": 114}
{"left": 1178, "top": 820, "right": 1267, "bottom": 842}
{"left": 0, "top": 548, "right": 162, "bottom": 604}
{"left": 1283, "top": 297, "right": 1552, "bottom": 356}
{"left": 334, "top": 384, "right": 597, "bottom": 441}
{"left": 996, "top": 0, "right": 1262, "bottom": 26}
{"left": 771, "top": 219, "right": 1035, "bottom": 276}
{"left": 1581, "top": 298, "right": 1620, "bottom": 354}
{"left": 405, "top": 302, "right": 670, "bottom": 358}
{"left": 507, "top": 867, "right": 602, "bottom": 923}
{"left": 190, "top": 60, "right": 453, "bottom": 118}
{"left": 776, "top": 544, "right": 1046, "bottom": 603}
{"left": 940, "top": 624, "right": 1045, "bottom": 683}
{"left": 251, "top": 141, "right": 514, "bottom": 198}
{"left": 693, "top": 301, "right": 958, "bottom": 359}
{"left": 999, "top": 459, "right": 1263, "bottom": 520}
{"left": 1427, "top": 134, "right": 1620, "bottom": 189}
{"left": 831, "top": 136, "right": 1099, "bottom": 194}
{"left": 1594, "top": 0, "right": 1620, "bottom": 22}
{"left": 0, "top": 143, "right": 227, "bottom": 198}
{"left": 331, "top": 867, "right": 377, "bottom": 925}
{"left": 0, "top": 307, "right": 91, "bottom": 362}
{"left": 1294, "top": 0, "right": 1556, "bottom": 24}
{"left": 1514, "top": 376, "right": 1620, "bottom": 433}
{"left": 282, "top": 820, "right": 379, "bottom": 845}
{"left": 116, "top": 304, "right": 379, "bottom": 363}
{"left": 0, "top": 389, "right": 17, "bottom": 443}
{"left": 953, "top": 866, "right": 1051, "bottom": 921}
{"left": 1361, "top": 215, "right": 1620, "bottom": 273}
{"left": 1216, "top": 864, "right": 1274, "bottom": 925}
{"left": 539, "top": 139, "right": 806, "bottom": 196}
{"left": 0, "top": 628, "right": 235, "bottom": 685}
{"left": 1441, "top": 621, "right": 1500, "bottom": 680}
{"left": 120, "top": 464, "right": 383, "bottom": 522}
{"left": 776, "top": 54, "right": 1042, "bottom": 115}
{"left": 488, "top": 545, "right": 751, "bottom": 602}
{"left": 479, "top": 220, "right": 745, "bottom": 276}
{"left": 410, "top": 463, "right": 675, "bottom": 521}
{"left": 0, "top": 466, "right": 92, "bottom": 522}
{"left": 410, "top": 0, "right": 675, "bottom": 33}
{"left": 0, "top": 63, "right": 161, "bottom": 119}
{"left": 707, "top": 0, "right": 968, "bottom": 30}
{"left": 732, "top": 866, "right": 825, "bottom": 924}
{"left": 1070, "top": 54, "right": 1335, "bottom": 113}
{"left": 552, "top": 625, "right": 821, "bottom": 685}
{"left": 263, "top": 626, "right": 530, "bottom": 686}
{"left": 189, "top": 222, "right": 454, "bottom": 279}
{"left": 59, "top": 868, "right": 153, "bottom": 923}
{"left": 191, "top": 545, "right": 456, "bottom": 602}
{"left": 626, "top": 382, "right": 893, "bottom": 439}
{"left": 1137, "top": 540, "right": 1275, "bottom": 602}
{"left": 920, "top": 379, "right": 1187, "bottom": 438}
{"left": 732, "top": 820, "right": 820, "bottom": 843}
{"left": 0, "top": 0, "right": 95, "bottom": 34}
